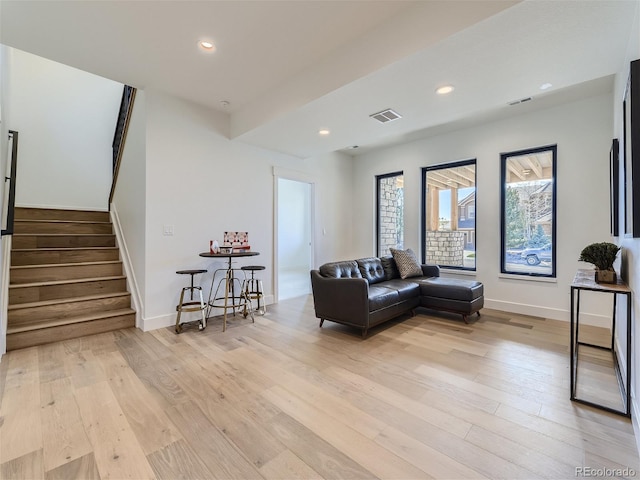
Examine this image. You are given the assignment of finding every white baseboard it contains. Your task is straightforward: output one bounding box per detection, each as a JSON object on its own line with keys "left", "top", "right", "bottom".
{"left": 15, "top": 202, "right": 108, "bottom": 212}
{"left": 0, "top": 234, "right": 11, "bottom": 358}
{"left": 614, "top": 335, "right": 635, "bottom": 450}
{"left": 633, "top": 397, "right": 640, "bottom": 458}
{"left": 141, "top": 295, "right": 275, "bottom": 332}
{"left": 142, "top": 313, "right": 175, "bottom": 332}
{"left": 616, "top": 335, "right": 628, "bottom": 389}
{"left": 110, "top": 204, "right": 143, "bottom": 329}
{"left": 484, "top": 298, "right": 610, "bottom": 328}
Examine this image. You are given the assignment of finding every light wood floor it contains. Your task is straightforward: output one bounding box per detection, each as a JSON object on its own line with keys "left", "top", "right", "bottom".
{"left": 1, "top": 296, "right": 638, "bottom": 479}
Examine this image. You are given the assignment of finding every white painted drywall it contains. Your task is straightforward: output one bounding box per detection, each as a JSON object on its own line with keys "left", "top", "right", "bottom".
{"left": 7, "top": 48, "right": 122, "bottom": 211}
{"left": 352, "top": 93, "right": 614, "bottom": 325}
{"left": 111, "top": 89, "right": 146, "bottom": 320}
{"left": 613, "top": 0, "right": 640, "bottom": 451}
{"left": 0, "top": 45, "right": 12, "bottom": 357}
{"left": 140, "top": 91, "right": 354, "bottom": 329}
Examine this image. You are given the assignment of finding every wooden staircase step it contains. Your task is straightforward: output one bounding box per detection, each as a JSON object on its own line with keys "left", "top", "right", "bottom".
{"left": 8, "top": 292, "right": 132, "bottom": 325}
{"left": 7, "top": 308, "right": 136, "bottom": 333}
{"left": 6, "top": 309, "right": 136, "bottom": 351}
{"left": 8, "top": 276, "right": 128, "bottom": 304}
{"left": 12, "top": 234, "right": 116, "bottom": 248}
{"left": 10, "top": 261, "right": 123, "bottom": 284}
{"left": 14, "top": 207, "right": 110, "bottom": 222}
{"left": 6, "top": 207, "right": 135, "bottom": 350}
{"left": 11, "top": 247, "right": 120, "bottom": 265}
{"left": 14, "top": 219, "right": 113, "bottom": 234}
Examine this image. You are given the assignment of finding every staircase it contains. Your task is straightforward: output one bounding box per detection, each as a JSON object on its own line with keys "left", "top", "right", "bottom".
{"left": 6, "top": 207, "right": 135, "bottom": 350}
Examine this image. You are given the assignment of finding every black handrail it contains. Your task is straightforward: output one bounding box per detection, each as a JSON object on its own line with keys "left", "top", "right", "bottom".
{"left": 109, "top": 85, "right": 136, "bottom": 208}
{"left": 1, "top": 130, "right": 18, "bottom": 237}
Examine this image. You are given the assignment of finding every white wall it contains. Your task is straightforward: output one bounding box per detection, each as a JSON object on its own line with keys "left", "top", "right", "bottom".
{"left": 614, "top": 0, "right": 640, "bottom": 451}
{"left": 0, "top": 45, "right": 12, "bottom": 357}
{"left": 7, "top": 48, "right": 122, "bottom": 211}
{"left": 352, "top": 93, "right": 614, "bottom": 325}
{"left": 111, "top": 89, "right": 146, "bottom": 322}
{"left": 140, "top": 91, "right": 354, "bottom": 330}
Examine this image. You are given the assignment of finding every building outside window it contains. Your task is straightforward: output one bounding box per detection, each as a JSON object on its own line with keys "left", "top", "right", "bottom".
{"left": 501, "top": 145, "right": 557, "bottom": 277}
{"left": 376, "top": 172, "right": 404, "bottom": 257}
{"left": 422, "top": 160, "right": 476, "bottom": 270}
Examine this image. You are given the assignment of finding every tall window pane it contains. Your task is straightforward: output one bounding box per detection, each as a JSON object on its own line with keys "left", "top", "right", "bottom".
{"left": 376, "top": 172, "right": 404, "bottom": 257}
{"left": 501, "top": 145, "right": 557, "bottom": 277}
{"left": 422, "top": 160, "right": 476, "bottom": 270}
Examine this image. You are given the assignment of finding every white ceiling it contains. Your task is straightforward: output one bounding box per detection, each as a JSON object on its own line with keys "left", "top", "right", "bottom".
{"left": 1, "top": 0, "right": 638, "bottom": 158}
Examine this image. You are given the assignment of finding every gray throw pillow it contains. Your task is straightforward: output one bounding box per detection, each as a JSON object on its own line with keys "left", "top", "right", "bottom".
{"left": 390, "top": 248, "right": 423, "bottom": 279}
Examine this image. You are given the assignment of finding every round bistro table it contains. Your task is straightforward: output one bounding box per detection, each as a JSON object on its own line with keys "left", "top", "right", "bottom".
{"left": 199, "top": 251, "right": 259, "bottom": 331}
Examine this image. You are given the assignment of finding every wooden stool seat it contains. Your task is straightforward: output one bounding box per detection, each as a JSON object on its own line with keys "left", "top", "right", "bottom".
{"left": 175, "top": 269, "right": 207, "bottom": 334}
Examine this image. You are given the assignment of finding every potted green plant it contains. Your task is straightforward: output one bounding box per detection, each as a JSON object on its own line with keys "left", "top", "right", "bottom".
{"left": 578, "top": 242, "right": 621, "bottom": 283}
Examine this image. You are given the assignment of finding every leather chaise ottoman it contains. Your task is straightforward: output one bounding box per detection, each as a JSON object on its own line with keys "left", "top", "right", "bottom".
{"left": 418, "top": 277, "right": 484, "bottom": 323}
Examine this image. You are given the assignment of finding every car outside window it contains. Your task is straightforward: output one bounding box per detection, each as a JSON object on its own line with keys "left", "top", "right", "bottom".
{"left": 501, "top": 145, "right": 557, "bottom": 277}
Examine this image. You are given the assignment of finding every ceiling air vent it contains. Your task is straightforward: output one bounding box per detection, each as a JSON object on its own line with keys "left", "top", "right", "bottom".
{"left": 369, "top": 108, "right": 402, "bottom": 123}
{"left": 508, "top": 97, "right": 532, "bottom": 106}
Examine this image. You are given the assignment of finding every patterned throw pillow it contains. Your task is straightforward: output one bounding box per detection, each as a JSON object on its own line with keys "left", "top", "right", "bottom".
{"left": 389, "top": 248, "right": 423, "bottom": 279}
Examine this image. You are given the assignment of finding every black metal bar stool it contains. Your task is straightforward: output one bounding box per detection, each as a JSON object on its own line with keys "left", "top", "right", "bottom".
{"left": 241, "top": 265, "right": 266, "bottom": 315}
{"left": 175, "top": 269, "right": 207, "bottom": 333}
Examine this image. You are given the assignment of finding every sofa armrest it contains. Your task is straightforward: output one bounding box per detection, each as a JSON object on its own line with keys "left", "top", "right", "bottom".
{"left": 310, "top": 270, "right": 369, "bottom": 327}
{"left": 421, "top": 264, "right": 440, "bottom": 277}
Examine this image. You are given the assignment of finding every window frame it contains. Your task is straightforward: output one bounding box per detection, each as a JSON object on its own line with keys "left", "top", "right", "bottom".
{"left": 375, "top": 171, "right": 404, "bottom": 257}
{"left": 500, "top": 144, "right": 557, "bottom": 278}
{"left": 421, "top": 159, "right": 477, "bottom": 271}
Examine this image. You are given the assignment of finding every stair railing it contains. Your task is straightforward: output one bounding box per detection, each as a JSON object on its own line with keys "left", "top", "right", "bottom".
{"left": 108, "top": 85, "right": 136, "bottom": 208}
{"left": 1, "top": 130, "right": 18, "bottom": 236}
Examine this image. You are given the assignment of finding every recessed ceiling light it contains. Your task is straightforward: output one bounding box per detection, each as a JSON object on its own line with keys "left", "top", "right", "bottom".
{"left": 436, "top": 85, "right": 455, "bottom": 95}
{"left": 199, "top": 40, "right": 215, "bottom": 52}
{"left": 540, "top": 83, "right": 553, "bottom": 90}
{"left": 318, "top": 129, "right": 330, "bottom": 136}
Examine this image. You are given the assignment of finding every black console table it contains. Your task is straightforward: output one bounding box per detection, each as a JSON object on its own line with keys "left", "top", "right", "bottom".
{"left": 570, "top": 269, "right": 631, "bottom": 417}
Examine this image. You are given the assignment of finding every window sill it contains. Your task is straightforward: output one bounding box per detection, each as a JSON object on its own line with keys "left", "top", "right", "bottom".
{"left": 440, "top": 268, "right": 476, "bottom": 277}
{"left": 498, "top": 273, "right": 557, "bottom": 283}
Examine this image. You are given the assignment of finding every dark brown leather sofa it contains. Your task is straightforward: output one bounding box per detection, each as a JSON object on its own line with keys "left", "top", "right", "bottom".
{"left": 310, "top": 256, "right": 483, "bottom": 337}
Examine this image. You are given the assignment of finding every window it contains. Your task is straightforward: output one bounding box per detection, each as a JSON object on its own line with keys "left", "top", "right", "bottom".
{"left": 422, "top": 160, "right": 476, "bottom": 270}
{"left": 501, "top": 145, "right": 557, "bottom": 277}
{"left": 376, "top": 172, "right": 404, "bottom": 257}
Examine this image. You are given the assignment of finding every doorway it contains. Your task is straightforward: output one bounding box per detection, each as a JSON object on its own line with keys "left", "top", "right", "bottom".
{"left": 276, "top": 176, "right": 313, "bottom": 301}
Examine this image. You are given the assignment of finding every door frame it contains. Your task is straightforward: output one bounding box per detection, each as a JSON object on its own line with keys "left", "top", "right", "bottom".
{"left": 273, "top": 166, "right": 315, "bottom": 303}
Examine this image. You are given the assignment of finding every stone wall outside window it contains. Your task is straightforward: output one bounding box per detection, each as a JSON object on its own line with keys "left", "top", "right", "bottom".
{"left": 425, "top": 231, "right": 465, "bottom": 266}
{"left": 378, "top": 176, "right": 403, "bottom": 256}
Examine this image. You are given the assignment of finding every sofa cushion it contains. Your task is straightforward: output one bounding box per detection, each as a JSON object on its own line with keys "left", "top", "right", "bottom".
{"left": 356, "top": 257, "right": 386, "bottom": 284}
{"left": 418, "top": 277, "right": 484, "bottom": 301}
{"left": 319, "top": 260, "right": 363, "bottom": 279}
{"left": 381, "top": 279, "right": 421, "bottom": 301}
{"left": 368, "top": 285, "right": 401, "bottom": 311}
{"left": 390, "top": 248, "right": 423, "bottom": 279}
{"left": 380, "top": 255, "right": 401, "bottom": 280}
